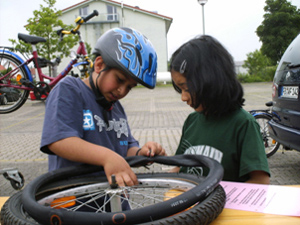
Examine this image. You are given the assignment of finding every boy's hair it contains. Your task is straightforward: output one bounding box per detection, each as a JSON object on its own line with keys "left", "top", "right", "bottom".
{"left": 170, "top": 35, "right": 244, "bottom": 117}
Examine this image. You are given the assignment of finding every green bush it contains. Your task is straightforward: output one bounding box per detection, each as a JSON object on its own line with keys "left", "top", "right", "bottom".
{"left": 238, "top": 74, "right": 264, "bottom": 83}
{"left": 0, "top": 68, "right": 12, "bottom": 74}
{"left": 264, "top": 66, "right": 277, "bottom": 81}
{"left": 237, "top": 65, "right": 277, "bottom": 83}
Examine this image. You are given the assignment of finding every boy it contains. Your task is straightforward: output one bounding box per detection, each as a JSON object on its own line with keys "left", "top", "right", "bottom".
{"left": 41, "top": 27, "right": 166, "bottom": 187}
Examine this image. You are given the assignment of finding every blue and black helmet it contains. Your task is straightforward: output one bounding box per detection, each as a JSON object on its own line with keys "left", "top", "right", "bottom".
{"left": 93, "top": 27, "right": 157, "bottom": 89}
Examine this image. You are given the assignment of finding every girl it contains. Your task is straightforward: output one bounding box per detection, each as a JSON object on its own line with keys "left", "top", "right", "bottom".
{"left": 170, "top": 35, "right": 270, "bottom": 184}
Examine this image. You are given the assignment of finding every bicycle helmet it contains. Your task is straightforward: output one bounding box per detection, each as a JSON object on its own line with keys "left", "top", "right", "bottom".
{"left": 92, "top": 27, "right": 157, "bottom": 89}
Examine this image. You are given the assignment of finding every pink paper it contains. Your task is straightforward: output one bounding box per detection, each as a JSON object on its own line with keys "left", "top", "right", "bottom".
{"left": 220, "top": 181, "right": 300, "bottom": 216}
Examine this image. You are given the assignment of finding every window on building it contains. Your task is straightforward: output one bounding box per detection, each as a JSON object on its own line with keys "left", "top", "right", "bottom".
{"left": 79, "top": 6, "right": 89, "bottom": 17}
{"left": 106, "top": 5, "right": 118, "bottom": 21}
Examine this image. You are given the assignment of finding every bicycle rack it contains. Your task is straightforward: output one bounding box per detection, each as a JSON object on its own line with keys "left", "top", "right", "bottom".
{"left": 0, "top": 168, "right": 25, "bottom": 190}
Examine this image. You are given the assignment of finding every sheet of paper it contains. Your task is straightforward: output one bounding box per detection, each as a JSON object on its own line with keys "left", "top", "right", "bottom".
{"left": 220, "top": 181, "right": 300, "bottom": 217}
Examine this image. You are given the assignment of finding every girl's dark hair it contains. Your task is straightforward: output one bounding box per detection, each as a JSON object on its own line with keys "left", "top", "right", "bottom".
{"left": 170, "top": 35, "right": 244, "bottom": 117}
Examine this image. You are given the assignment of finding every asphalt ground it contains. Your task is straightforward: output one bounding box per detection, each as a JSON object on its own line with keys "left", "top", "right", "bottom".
{"left": 1, "top": 82, "right": 300, "bottom": 197}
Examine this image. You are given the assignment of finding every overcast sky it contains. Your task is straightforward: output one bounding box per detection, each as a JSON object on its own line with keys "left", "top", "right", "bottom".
{"left": 1, "top": 0, "right": 300, "bottom": 61}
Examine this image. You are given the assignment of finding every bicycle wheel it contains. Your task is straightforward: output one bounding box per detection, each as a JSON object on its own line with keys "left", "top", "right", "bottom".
{"left": 0, "top": 191, "right": 40, "bottom": 225}
{"left": 254, "top": 114, "right": 280, "bottom": 157}
{"left": 19, "top": 155, "right": 224, "bottom": 225}
{"left": 0, "top": 53, "right": 30, "bottom": 114}
{"left": 142, "top": 185, "right": 226, "bottom": 225}
{"left": 1, "top": 177, "right": 225, "bottom": 225}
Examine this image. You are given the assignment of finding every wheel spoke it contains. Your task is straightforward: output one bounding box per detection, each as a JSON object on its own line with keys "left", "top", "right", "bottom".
{"left": 254, "top": 115, "right": 280, "bottom": 157}
{"left": 38, "top": 178, "right": 196, "bottom": 213}
{"left": 3, "top": 156, "right": 225, "bottom": 225}
{"left": 0, "top": 53, "right": 30, "bottom": 113}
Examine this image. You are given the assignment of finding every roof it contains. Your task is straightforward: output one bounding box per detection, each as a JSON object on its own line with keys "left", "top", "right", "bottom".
{"left": 61, "top": 0, "right": 173, "bottom": 32}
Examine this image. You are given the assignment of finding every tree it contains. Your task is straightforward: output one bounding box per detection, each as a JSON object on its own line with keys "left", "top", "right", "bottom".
{"left": 10, "top": 0, "right": 77, "bottom": 64}
{"left": 256, "top": 0, "right": 300, "bottom": 64}
{"left": 243, "top": 50, "right": 271, "bottom": 75}
{"left": 243, "top": 49, "right": 276, "bottom": 81}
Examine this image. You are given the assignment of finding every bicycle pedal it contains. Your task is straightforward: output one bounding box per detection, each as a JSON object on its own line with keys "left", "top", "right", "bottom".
{"left": 30, "top": 91, "right": 37, "bottom": 100}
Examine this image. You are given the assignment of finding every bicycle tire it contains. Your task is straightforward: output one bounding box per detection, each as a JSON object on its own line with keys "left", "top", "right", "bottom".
{"left": 254, "top": 114, "right": 280, "bottom": 157}
{"left": 20, "top": 155, "right": 224, "bottom": 225}
{"left": 1, "top": 178, "right": 225, "bottom": 225}
{"left": 142, "top": 185, "right": 226, "bottom": 225}
{"left": 0, "top": 191, "right": 40, "bottom": 225}
{"left": 0, "top": 53, "right": 30, "bottom": 114}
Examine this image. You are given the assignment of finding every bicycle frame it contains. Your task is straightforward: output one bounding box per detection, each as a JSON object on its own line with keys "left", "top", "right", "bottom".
{"left": 0, "top": 10, "right": 98, "bottom": 92}
{"left": 0, "top": 10, "right": 98, "bottom": 113}
{"left": 0, "top": 48, "right": 33, "bottom": 89}
{"left": 0, "top": 40, "right": 87, "bottom": 91}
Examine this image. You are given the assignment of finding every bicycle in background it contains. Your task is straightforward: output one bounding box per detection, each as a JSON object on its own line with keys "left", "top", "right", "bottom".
{"left": 249, "top": 101, "right": 281, "bottom": 158}
{"left": 0, "top": 10, "right": 99, "bottom": 114}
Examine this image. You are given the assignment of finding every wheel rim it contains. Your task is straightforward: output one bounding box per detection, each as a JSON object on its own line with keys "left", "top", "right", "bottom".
{"left": 22, "top": 155, "right": 224, "bottom": 225}
{"left": 255, "top": 117, "right": 279, "bottom": 155}
{"left": 0, "top": 54, "right": 29, "bottom": 113}
{"left": 37, "top": 177, "right": 197, "bottom": 213}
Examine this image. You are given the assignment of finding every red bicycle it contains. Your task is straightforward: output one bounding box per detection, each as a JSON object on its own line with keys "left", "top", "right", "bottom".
{"left": 0, "top": 10, "right": 98, "bottom": 114}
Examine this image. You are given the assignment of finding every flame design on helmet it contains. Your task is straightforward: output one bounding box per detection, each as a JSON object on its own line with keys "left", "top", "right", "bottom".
{"left": 93, "top": 27, "right": 157, "bottom": 88}
{"left": 113, "top": 28, "right": 157, "bottom": 88}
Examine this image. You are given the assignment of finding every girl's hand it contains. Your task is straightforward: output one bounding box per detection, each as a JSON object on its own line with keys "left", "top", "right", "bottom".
{"left": 137, "top": 141, "right": 167, "bottom": 157}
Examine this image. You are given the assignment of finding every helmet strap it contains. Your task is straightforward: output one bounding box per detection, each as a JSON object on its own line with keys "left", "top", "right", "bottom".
{"left": 89, "top": 68, "right": 113, "bottom": 126}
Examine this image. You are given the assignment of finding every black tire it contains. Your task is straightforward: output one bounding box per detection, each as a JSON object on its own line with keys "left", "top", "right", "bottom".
{"left": 0, "top": 53, "right": 30, "bottom": 114}
{"left": 142, "top": 185, "right": 226, "bottom": 225}
{"left": 1, "top": 155, "right": 224, "bottom": 225}
{"left": 254, "top": 114, "right": 280, "bottom": 157}
{"left": 23, "top": 155, "right": 224, "bottom": 225}
{"left": 0, "top": 191, "right": 40, "bottom": 225}
{"left": 1, "top": 184, "right": 225, "bottom": 225}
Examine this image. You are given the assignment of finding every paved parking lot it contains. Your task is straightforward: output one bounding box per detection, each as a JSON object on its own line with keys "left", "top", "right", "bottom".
{"left": 1, "top": 82, "right": 300, "bottom": 196}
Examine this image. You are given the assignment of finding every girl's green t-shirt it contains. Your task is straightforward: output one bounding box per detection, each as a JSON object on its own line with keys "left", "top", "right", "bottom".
{"left": 176, "top": 108, "right": 270, "bottom": 182}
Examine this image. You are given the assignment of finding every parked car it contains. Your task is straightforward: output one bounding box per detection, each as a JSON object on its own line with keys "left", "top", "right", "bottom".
{"left": 268, "top": 33, "right": 300, "bottom": 152}
{"left": 0, "top": 87, "right": 21, "bottom": 105}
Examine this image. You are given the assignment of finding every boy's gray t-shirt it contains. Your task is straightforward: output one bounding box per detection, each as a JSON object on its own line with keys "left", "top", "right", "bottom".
{"left": 40, "top": 76, "right": 139, "bottom": 171}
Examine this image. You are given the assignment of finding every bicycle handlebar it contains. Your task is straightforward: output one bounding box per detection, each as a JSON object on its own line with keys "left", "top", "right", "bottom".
{"left": 57, "top": 10, "right": 99, "bottom": 36}
{"left": 81, "top": 10, "right": 99, "bottom": 23}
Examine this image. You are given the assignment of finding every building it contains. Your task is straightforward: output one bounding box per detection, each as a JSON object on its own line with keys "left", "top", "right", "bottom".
{"left": 57, "top": 0, "right": 172, "bottom": 75}
{"left": 235, "top": 61, "right": 248, "bottom": 74}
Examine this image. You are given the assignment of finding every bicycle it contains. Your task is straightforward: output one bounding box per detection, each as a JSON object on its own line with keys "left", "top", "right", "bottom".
{"left": 0, "top": 10, "right": 99, "bottom": 114}
{"left": 249, "top": 101, "right": 281, "bottom": 158}
{"left": 0, "top": 155, "right": 226, "bottom": 225}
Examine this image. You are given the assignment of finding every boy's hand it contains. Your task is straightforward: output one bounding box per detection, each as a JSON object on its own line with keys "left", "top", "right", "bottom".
{"left": 138, "top": 141, "right": 167, "bottom": 157}
{"left": 103, "top": 152, "right": 138, "bottom": 187}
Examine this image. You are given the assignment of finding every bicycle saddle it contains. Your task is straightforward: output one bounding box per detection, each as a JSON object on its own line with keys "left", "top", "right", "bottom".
{"left": 18, "top": 33, "right": 46, "bottom": 44}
